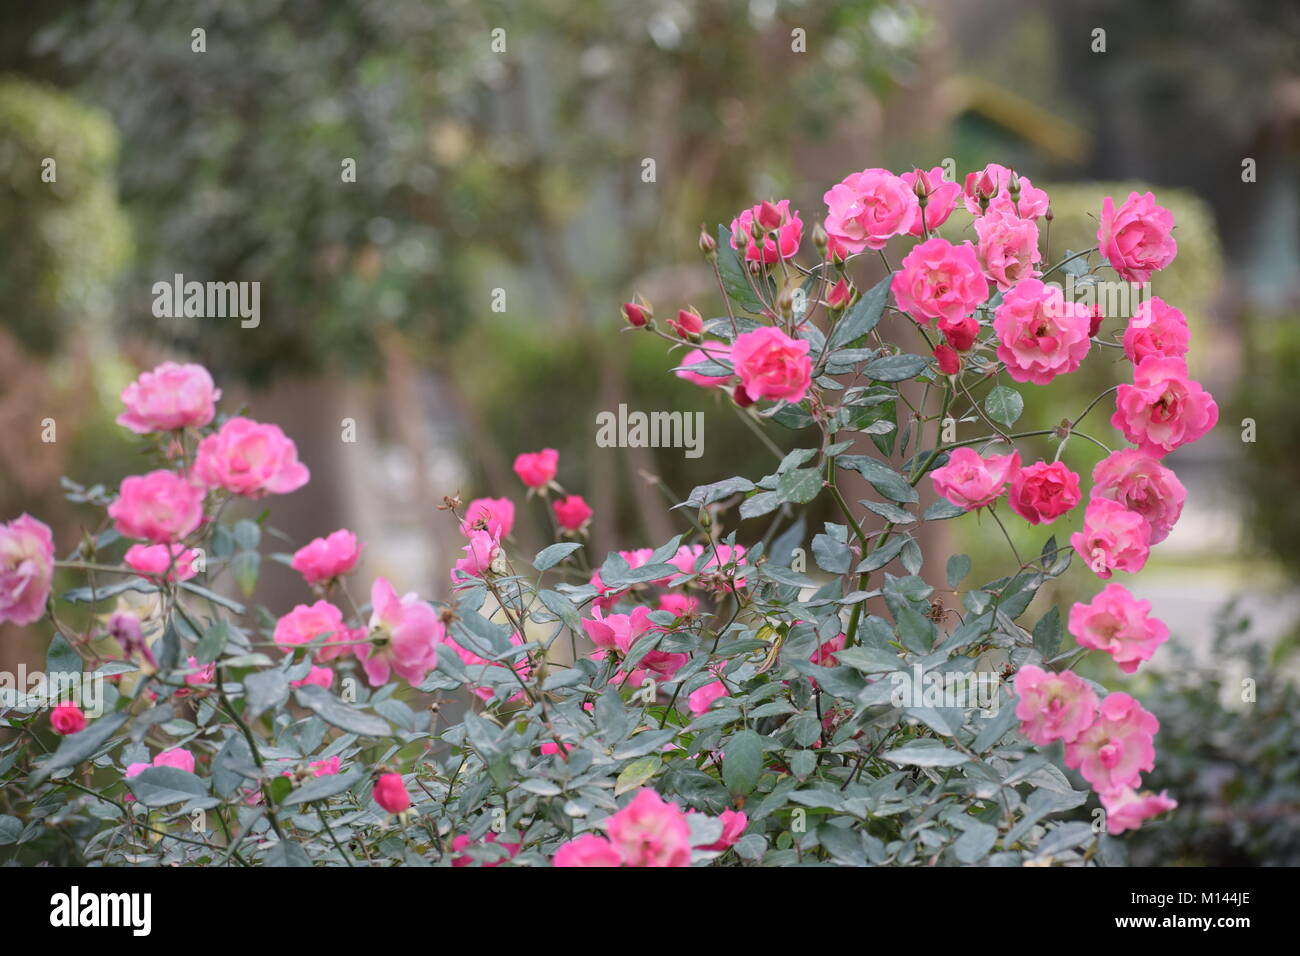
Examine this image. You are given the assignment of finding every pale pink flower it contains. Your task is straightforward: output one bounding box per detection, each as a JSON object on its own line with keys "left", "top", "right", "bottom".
{"left": 451, "top": 528, "right": 501, "bottom": 585}
{"left": 0, "top": 514, "right": 55, "bottom": 626}
{"left": 183, "top": 655, "right": 215, "bottom": 686}
{"left": 290, "top": 529, "right": 361, "bottom": 586}
{"left": 1123, "top": 296, "right": 1190, "bottom": 365}
{"left": 690, "top": 808, "right": 748, "bottom": 851}
{"left": 272, "top": 601, "right": 357, "bottom": 661}
{"left": 360, "top": 577, "right": 442, "bottom": 686}
{"left": 1100, "top": 786, "right": 1177, "bottom": 834}
{"left": 1071, "top": 497, "right": 1151, "bottom": 579}
{"left": 604, "top": 788, "right": 692, "bottom": 867}
{"left": 729, "top": 199, "right": 803, "bottom": 262}
{"left": 688, "top": 680, "right": 729, "bottom": 716}
{"left": 1090, "top": 449, "right": 1186, "bottom": 545}
{"left": 1112, "top": 356, "right": 1218, "bottom": 457}
{"left": 1065, "top": 692, "right": 1158, "bottom": 791}
{"left": 1098, "top": 191, "right": 1177, "bottom": 283}
{"left": 962, "top": 164, "right": 1050, "bottom": 218}
{"left": 823, "top": 167, "right": 918, "bottom": 253}
{"left": 1013, "top": 664, "right": 1098, "bottom": 746}
{"left": 930, "top": 447, "right": 1020, "bottom": 510}
{"left": 117, "top": 362, "right": 221, "bottom": 434}
{"left": 975, "top": 205, "right": 1041, "bottom": 290}
{"left": 193, "top": 417, "right": 310, "bottom": 498}
{"left": 900, "top": 166, "right": 961, "bottom": 235}
{"left": 730, "top": 326, "right": 812, "bottom": 404}
{"left": 993, "top": 278, "right": 1092, "bottom": 384}
{"left": 461, "top": 497, "right": 515, "bottom": 538}
{"left": 108, "top": 470, "right": 205, "bottom": 544}
{"left": 553, "top": 833, "right": 624, "bottom": 867}
{"left": 124, "top": 543, "right": 200, "bottom": 582}
{"left": 891, "top": 238, "right": 988, "bottom": 325}
{"left": 153, "top": 747, "right": 196, "bottom": 773}
{"left": 292, "top": 665, "right": 335, "bottom": 689}
{"left": 1069, "top": 583, "right": 1169, "bottom": 674}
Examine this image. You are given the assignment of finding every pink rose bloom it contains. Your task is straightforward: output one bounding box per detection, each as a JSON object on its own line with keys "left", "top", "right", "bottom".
{"left": 729, "top": 199, "right": 803, "bottom": 263}
{"left": 1090, "top": 449, "right": 1186, "bottom": 544}
{"left": 582, "top": 605, "right": 655, "bottom": 653}
{"left": 124, "top": 543, "right": 199, "bottom": 582}
{"left": 675, "top": 345, "right": 733, "bottom": 389}
{"left": 605, "top": 788, "right": 692, "bottom": 867}
{"left": 1098, "top": 191, "right": 1177, "bottom": 283}
{"left": 117, "top": 362, "right": 221, "bottom": 434}
{"left": 109, "top": 470, "right": 205, "bottom": 544}
{"left": 1065, "top": 692, "right": 1158, "bottom": 791}
{"left": 1112, "top": 356, "right": 1218, "bottom": 457}
{"left": 1007, "top": 460, "right": 1081, "bottom": 525}
{"left": 900, "top": 166, "right": 961, "bottom": 235}
{"left": 669, "top": 544, "right": 705, "bottom": 576}
{"left": 461, "top": 497, "right": 515, "bottom": 538}
{"left": 930, "top": 447, "right": 1020, "bottom": 511}
{"left": 309, "top": 755, "right": 340, "bottom": 776}
{"left": 823, "top": 167, "right": 918, "bottom": 253}
{"left": 1123, "top": 296, "right": 1190, "bottom": 365}
{"left": 730, "top": 326, "right": 812, "bottom": 404}
{"left": 993, "top": 278, "right": 1091, "bottom": 385}
{"left": 194, "top": 417, "right": 310, "bottom": 498}
{"left": 891, "top": 238, "right": 988, "bottom": 325}
{"left": 451, "top": 528, "right": 501, "bottom": 585}
{"left": 273, "top": 601, "right": 356, "bottom": 661}
{"left": 51, "top": 702, "right": 87, "bottom": 735}
{"left": 553, "top": 833, "right": 625, "bottom": 867}
{"left": 1013, "top": 664, "right": 1098, "bottom": 746}
{"left": 361, "top": 577, "right": 442, "bottom": 686}
{"left": 513, "top": 448, "right": 559, "bottom": 489}
{"left": 688, "top": 680, "right": 729, "bottom": 716}
{"left": 290, "top": 529, "right": 361, "bottom": 586}
{"left": 975, "top": 205, "right": 1041, "bottom": 290}
{"left": 657, "top": 592, "right": 699, "bottom": 617}
{"left": 693, "top": 808, "right": 748, "bottom": 852}
{"left": 372, "top": 772, "right": 411, "bottom": 813}
{"left": 963, "top": 164, "right": 1050, "bottom": 218}
{"left": 292, "top": 665, "right": 335, "bottom": 689}
{"left": 1100, "top": 787, "right": 1177, "bottom": 835}
{"left": 183, "top": 655, "right": 215, "bottom": 686}
{"left": 1069, "top": 583, "right": 1169, "bottom": 674}
{"left": 0, "top": 514, "right": 55, "bottom": 626}
{"left": 553, "top": 495, "right": 593, "bottom": 531}
{"left": 451, "top": 832, "right": 522, "bottom": 867}
{"left": 1071, "top": 497, "right": 1151, "bottom": 579}
{"left": 153, "top": 747, "right": 196, "bottom": 773}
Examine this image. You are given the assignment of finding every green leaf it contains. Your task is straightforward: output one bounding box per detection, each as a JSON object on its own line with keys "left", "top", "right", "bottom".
{"left": 33, "top": 711, "right": 129, "bottom": 783}
{"left": 46, "top": 633, "right": 81, "bottom": 677}
{"left": 282, "top": 768, "right": 365, "bottom": 807}
{"left": 953, "top": 819, "right": 999, "bottom": 863}
{"left": 881, "top": 740, "right": 970, "bottom": 768}
{"left": 533, "top": 542, "right": 582, "bottom": 571}
{"left": 265, "top": 841, "right": 312, "bottom": 867}
{"left": 180, "top": 581, "right": 245, "bottom": 614}
{"left": 827, "top": 273, "right": 890, "bottom": 349}
{"left": 864, "top": 354, "right": 929, "bottom": 382}
{"left": 836, "top": 645, "right": 903, "bottom": 674}
{"left": 984, "top": 386, "right": 1024, "bottom": 428}
{"left": 679, "top": 476, "right": 755, "bottom": 509}
{"left": 128, "top": 766, "right": 214, "bottom": 808}
{"left": 538, "top": 589, "right": 583, "bottom": 632}
{"left": 775, "top": 467, "right": 823, "bottom": 504}
{"left": 615, "top": 756, "right": 661, "bottom": 795}
{"left": 243, "top": 669, "right": 289, "bottom": 721}
{"left": 946, "top": 554, "right": 972, "bottom": 589}
{"left": 739, "top": 491, "right": 781, "bottom": 520}
{"left": 860, "top": 499, "right": 914, "bottom": 524}
{"left": 811, "top": 533, "right": 852, "bottom": 574}
{"left": 838, "top": 456, "right": 918, "bottom": 504}
{"left": 195, "top": 620, "right": 232, "bottom": 665}
{"left": 293, "top": 685, "right": 390, "bottom": 737}
{"left": 1033, "top": 606, "right": 1063, "bottom": 659}
{"left": 722, "top": 730, "right": 765, "bottom": 796}
{"left": 0, "top": 815, "right": 21, "bottom": 845}
{"left": 923, "top": 500, "right": 966, "bottom": 521}
{"left": 895, "top": 605, "right": 936, "bottom": 654}
{"left": 233, "top": 519, "right": 261, "bottom": 551}
{"left": 716, "top": 225, "right": 765, "bottom": 313}
{"left": 231, "top": 551, "right": 261, "bottom": 599}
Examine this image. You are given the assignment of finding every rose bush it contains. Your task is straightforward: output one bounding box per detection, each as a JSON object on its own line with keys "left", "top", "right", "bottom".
{"left": 0, "top": 161, "right": 1215, "bottom": 867}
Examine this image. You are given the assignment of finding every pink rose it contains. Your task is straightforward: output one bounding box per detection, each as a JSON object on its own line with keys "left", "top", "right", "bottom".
{"left": 290, "top": 529, "right": 361, "bottom": 586}
{"left": 729, "top": 199, "right": 803, "bottom": 263}
{"left": 823, "top": 168, "right": 919, "bottom": 253}
{"left": 451, "top": 528, "right": 501, "bottom": 584}
{"left": 962, "top": 164, "right": 1050, "bottom": 218}
{"left": 1090, "top": 449, "right": 1186, "bottom": 544}
{"left": 900, "top": 166, "right": 961, "bottom": 235}
{"left": 553, "top": 495, "right": 593, "bottom": 531}
{"left": 124, "top": 543, "right": 200, "bottom": 582}
{"left": 0, "top": 514, "right": 55, "bottom": 626}
{"left": 1069, "top": 583, "right": 1169, "bottom": 674}
{"left": 51, "top": 702, "right": 87, "bottom": 735}
{"left": 938, "top": 313, "right": 980, "bottom": 351}
{"left": 183, "top": 655, "right": 215, "bottom": 686}
{"left": 292, "top": 665, "right": 335, "bottom": 689}
{"left": 891, "top": 238, "right": 988, "bottom": 325}
{"left": 1112, "top": 356, "right": 1218, "bottom": 457}
{"left": 1064, "top": 692, "right": 1158, "bottom": 792}
{"left": 1071, "top": 497, "right": 1151, "bottom": 579}
{"left": 193, "top": 417, "right": 310, "bottom": 498}
{"left": 372, "top": 772, "right": 410, "bottom": 813}
{"left": 360, "top": 577, "right": 442, "bottom": 686}
{"left": 461, "top": 497, "right": 515, "bottom": 538}
{"left": 1013, "top": 664, "right": 1098, "bottom": 746}
{"left": 117, "top": 362, "right": 221, "bottom": 434}
{"left": 675, "top": 345, "right": 733, "bottom": 388}
{"left": 934, "top": 343, "right": 961, "bottom": 375}
{"left": 109, "top": 470, "right": 205, "bottom": 544}
{"left": 688, "top": 680, "right": 729, "bottom": 716}
{"left": 1099, "top": 786, "right": 1177, "bottom": 835}
{"left": 975, "top": 205, "right": 1041, "bottom": 290}
{"left": 1098, "top": 191, "right": 1177, "bottom": 283}
{"left": 1123, "top": 296, "right": 1190, "bottom": 365}
{"left": 993, "top": 278, "right": 1091, "bottom": 385}
{"left": 1007, "top": 460, "right": 1081, "bottom": 525}
{"left": 930, "top": 447, "right": 1020, "bottom": 510}
{"left": 657, "top": 592, "right": 699, "bottom": 617}
{"left": 153, "top": 747, "right": 196, "bottom": 773}
{"left": 605, "top": 788, "right": 692, "bottom": 867}
{"left": 452, "top": 832, "right": 522, "bottom": 867}
{"left": 273, "top": 601, "right": 357, "bottom": 661}
{"left": 553, "top": 833, "right": 625, "bottom": 867}
{"left": 513, "top": 448, "right": 559, "bottom": 489}
{"left": 730, "top": 326, "right": 812, "bottom": 404}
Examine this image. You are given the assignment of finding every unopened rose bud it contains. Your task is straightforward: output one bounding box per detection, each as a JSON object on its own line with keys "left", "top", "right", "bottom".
{"left": 372, "top": 772, "right": 411, "bottom": 813}
{"left": 749, "top": 215, "right": 766, "bottom": 242}
{"left": 732, "top": 383, "right": 755, "bottom": 408}
{"left": 622, "top": 298, "right": 651, "bottom": 328}
{"left": 698, "top": 224, "right": 717, "bottom": 259}
{"left": 1044, "top": 205, "right": 1054, "bottom": 223}
{"left": 934, "top": 344, "right": 961, "bottom": 376}
{"left": 1008, "top": 172, "right": 1021, "bottom": 201}
{"left": 911, "top": 168, "right": 931, "bottom": 200}
{"left": 826, "top": 278, "right": 855, "bottom": 312}
{"left": 1088, "top": 305, "right": 1104, "bottom": 338}
{"left": 670, "top": 307, "right": 704, "bottom": 341}
{"left": 812, "top": 221, "right": 828, "bottom": 254}
{"left": 756, "top": 199, "right": 784, "bottom": 232}
{"left": 777, "top": 284, "right": 796, "bottom": 320}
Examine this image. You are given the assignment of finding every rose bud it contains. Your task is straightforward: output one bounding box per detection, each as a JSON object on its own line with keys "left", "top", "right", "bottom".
{"left": 811, "top": 221, "right": 828, "bottom": 254}
{"left": 732, "top": 383, "right": 756, "bottom": 408}
{"left": 911, "top": 168, "right": 932, "bottom": 200}
{"left": 756, "top": 199, "right": 784, "bottom": 233}
{"left": 622, "top": 298, "right": 651, "bottom": 328}
{"left": 698, "top": 224, "right": 717, "bottom": 258}
{"left": 373, "top": 772, "right": 411, "bottom": 813}
{"left": 51, "top": 702, "right": 87, "bottom": 735}
{"left": 1089, "top": 305, "right": 1105, "bottom": 338}
{"left": 934, "top": 344, "right": 961, "bottom": 376}
{"left": 826, "top": 278, "right": 856, "bottom": 312}
{"left": 670, "top": 307, "right": 704, "bottom": 341}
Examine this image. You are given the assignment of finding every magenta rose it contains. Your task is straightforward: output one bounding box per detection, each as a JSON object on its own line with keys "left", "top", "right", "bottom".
{"left": 290, "top": 529, "right": 361, "bottom": 586}
{"left": 975, "top": 205, "right": 1041, "bottom": 290}
{"left": 272, "top": 600, "right": 358, "bottom": 661}
{"left": 730, "top": 326, "right": 812, "bottom": 404}
{"left": 461, "top": 497, "right": 516, "bottom": 538}
{"left": 0, "top": 513, "right": 55, "bottom": 626}
{"left": 1090, "top": 449, "right": 1186, "bottom": 544}
{"left": 822, "top": 167, "right": 918, "bottom": 253}
{"left": 729, "top": 199, "right": 803, "bottom": 263}
{"left": 1069, "top": 582, "right": 1169, "bottom": 674}
{"left": 1122, "top": 296, "right": 1190, "bottom": 365}
{"left": 993, "top": 278, "right": 1091, "bottom": 384}
{"left": 513, "top": 448, "right": 559, "bottom": 489}
{"left": 1071, "top": 497, "right": 1151, "bottom": 579}
{"left": 117, "top": 362, "right": 221, "bottom": 434}
{"left": 930, "top": 446, "right": 1020, "bottom": 510}
{"left": 1007, "top": 460, "right": 1081, "bottom": 524}
{"left": 50, "top": 702, "right": 87, "bottom": 735}
{"left": 109, "top": 470, "right": 205, "bottom": 544}
{"left": 372, "top": 773, "right": 411, "bottom": 813}
{"left": 1111, "top": 356, "right": 1218, "bottom": 457}
{"left": 194, "top": 417, "right": 310, "bottom": 498}
{"left": 553, "top": 494, "right": 593, "bottom": 531}
{"left": 553, "top": 833, "right": 625, "bottom": 867}
{"left": 1013, "top": 664, "right": 1098, "bottom": 747}
{"left": 1098, "top": 191, "right": 1177, "bottom": 283}
{"left": 891, "top": 238, "right": 988, "bottom": 325}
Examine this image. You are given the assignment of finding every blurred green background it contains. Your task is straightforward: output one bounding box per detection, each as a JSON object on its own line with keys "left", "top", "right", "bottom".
{"left": 2, "top": 0, "right": 1298, "bottom": 863}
